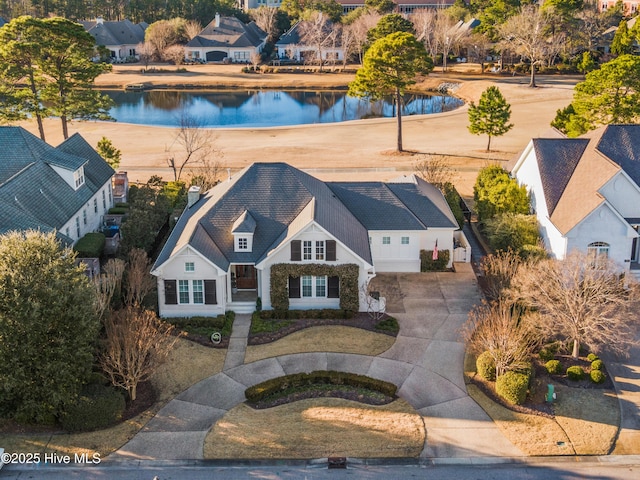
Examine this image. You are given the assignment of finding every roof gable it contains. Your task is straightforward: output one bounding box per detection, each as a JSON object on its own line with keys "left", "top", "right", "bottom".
{"left": 187, "top": 16, "right": 266, "bottom": 49}
{"left": 532, "top": 138, "right": 588, "bottom": 216}
{"left": 596, "top": 125, "right": 640, "bottom": 186}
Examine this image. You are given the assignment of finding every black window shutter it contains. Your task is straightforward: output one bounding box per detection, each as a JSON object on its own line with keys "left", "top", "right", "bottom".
{"left": 291, "top": 240, "right": 301, "bottom": 261}
{"left": 204, "top": 280, "right": 217, "bottom": 304}
{"left": 326, "top": 240, "right": 336, "bottom": 261}
{"left": 164, "top": 280, "right": 177, "bottom": 305}
{"left": 288, "top": 276, "right": 301, "bottom": 298}
{"left": 328, "top": 276, "right": 340, "bottom": 298}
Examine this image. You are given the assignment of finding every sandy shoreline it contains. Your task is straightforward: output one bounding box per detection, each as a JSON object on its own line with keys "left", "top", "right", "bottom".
{"left": 18, "top": 64, "right": 579, "bottom": 198}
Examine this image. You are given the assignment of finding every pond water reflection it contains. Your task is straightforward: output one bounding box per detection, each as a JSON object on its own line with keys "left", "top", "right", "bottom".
{"left": 104, "top": 89, "right": 464, "bottom": 128}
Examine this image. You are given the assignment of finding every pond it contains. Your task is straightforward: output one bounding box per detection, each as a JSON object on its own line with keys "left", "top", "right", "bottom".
{"left": 103, "top": 89, "right": 464, "bottom": 128}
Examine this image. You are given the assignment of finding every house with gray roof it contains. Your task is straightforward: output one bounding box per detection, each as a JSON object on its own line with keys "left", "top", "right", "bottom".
{"left": 276, "top": 19, "right": 344, "bottom": 64}
{"left": 512, "top": 124, "right": 640, "bottom": 276}
{"left": 151, "top": 162, "right": 459, "bottom": 316}
{"left": 80, "top": 17, "right": 147, "bottom": 61}
{"left": 0, "top": 126, "right": 115, "bottom": 244}
{"left": 184, "top": 14, "right": 267, "bottom": 63}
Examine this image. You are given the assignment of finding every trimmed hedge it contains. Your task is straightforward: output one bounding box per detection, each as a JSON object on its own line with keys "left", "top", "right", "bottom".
{"left": 375, "top": 316, "right": 399, "bottom": 333}
{"left": 420, "top": 249, "right": 450, "bottom": 271}
{"left": 108, "top": 207, "right": 128, "bottom": 215}
{"left": 566, "top": 365, "right": 584, "bottom": 381}
{"left": 245, "top": 371, "right": 397, "bottom": 404}
{"left": 258, "top": 308, "right": 354, "bottom": 320}
{"left": 60, "top": 384, "right": 125, "bottom": 432}
{"left": 590, "top": 369, "right": 606, "bottom": 384}
{"left": 587, "top": 353, "right": 599, "bottom": 362}
{"left": 73, "top": 232, "right": 106, "bottom": 258}
{"left": 270, "top": 263, "right": 359, "bottom": 311}
{"left": 476, "top": 351, "right": 496, "bottom": 381}
{"left": 496, "top": 371, "right": 529, "bottom": 405}
{"left": 545, "top": 359, "right": 562, "bottom": 374}
{"left": 169, "top": 311, "right": 234, "bottom": 337}
{"left": 591, "top": 359, "right": 604, "bottom": 371}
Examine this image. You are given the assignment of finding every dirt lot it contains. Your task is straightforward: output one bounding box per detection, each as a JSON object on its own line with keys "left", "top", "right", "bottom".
{"left": 18, "top": 63, "right": 579, "bottom": 199}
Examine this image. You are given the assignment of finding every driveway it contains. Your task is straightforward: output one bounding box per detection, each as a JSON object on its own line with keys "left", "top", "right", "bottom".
{"left": 112, "top": 263, "right": 521, "bottom": 460}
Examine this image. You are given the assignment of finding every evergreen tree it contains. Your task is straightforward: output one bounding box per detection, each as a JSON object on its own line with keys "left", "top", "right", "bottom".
{"left": 468, "top": 86, "right": 513, "bottom": 152}
{"left": 97, "top": 137, "right": 122, "bottom": 171}
{"left": 0, "top": 231, "right": 99, "bottom": 424}
{"left": 366, "top": 13, "right": 415, "bottom": 45}
{"left": 348, "top": 31, "right": 433, "bottom": 152}
{"left": 611, "top": 20, "right": 634, "bottom": 56}
{"left": 474, "top": 165, "right": 529, "bottom": 223}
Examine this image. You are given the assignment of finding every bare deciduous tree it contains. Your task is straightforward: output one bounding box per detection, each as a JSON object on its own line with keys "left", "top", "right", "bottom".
{"left": 348, "top": 11, "right": 382, "bottom": 64}
{"left": 93, "top": 258, "right": 125, "bottom": 320}
{"left": 100, "top": 307, "right": 179, "bottom": 401}
{"left": 411, "top": 9, "right": 439, "bottom": 61}
{"left": 184, "top": 20, "right": 202, "bottom": 40}
{"left": 166, "top": 111, "right": 219, "bottom": 182}
{"left": 340, "top": 24, "right": 357, "bottom": 70}
{"left": 463, "top": 301, "right": 542, "bottom": 377}
{"left": 479, "top": 249, "right": 523, "bottom": 303}
{"left": 188, "top": 155, "right": 224, "bottom": 191}
{"left": 299, "top": 12, "right": 335, "bottom": 72}
{"left": 136, "top": 42, "right": 153, "bottom": 70}
{"left": 124, "top": 248, "right": 156, "bottom": 308}
{"left": 163, "top": 44, "right": 185, "bottom": 65}
{"left": 464, "top": 33, "right": 492, "bottom": 73}
{"left": 498, "top": 5, "right": 564, "bottom": 87}
{"left": 360, "top": 282, "right": 386, "bottom": 320}
{"left": 413, "top": 154, "right": 457, "bottom": 189}
{"left": 510, "top": 251, "right": 639, "bottom": 359}
{"left": 251, "top": 6, "right": 279, "bottom": 42}
{"left": 250, "top": 52, "right": 262, "bottom": 71}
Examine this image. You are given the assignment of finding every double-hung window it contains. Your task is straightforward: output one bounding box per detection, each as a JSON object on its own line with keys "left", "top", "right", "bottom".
{"left": 315, "top": 276, "right": 326, "bottom": 297}
{"left": 382, "top": 236, "right": 391, "bottom": 245}
{"left": 315, "top": 241, "right": 325, "bottom": 260}
{"left": 303, "top": 241, "right": 312, "bottom": 260}
{"left": 302, "top": 276, "right": 313, "bottom": 297}
{"left": 192, "top": 280, "right": 204, "bottom": 304}
{"left": 178, "top": 280, "right": 190, "bottom": 304}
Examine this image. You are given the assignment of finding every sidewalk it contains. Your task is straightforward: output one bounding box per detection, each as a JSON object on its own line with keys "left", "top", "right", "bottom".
{"left": 112, "top": 268, "right": 521, "bottom": 461}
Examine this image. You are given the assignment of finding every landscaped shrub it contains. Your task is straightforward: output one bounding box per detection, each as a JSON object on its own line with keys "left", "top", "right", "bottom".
{"left": 245, "top": 371, "right": 397, "bottom": 404}
{"left": 496, "top": 371, "right": 529, "bottom": 405}
{"left": 591, "top": 359, "right": 604, "bottom": 371}
{"left": 73, "top": 232, "right": 106, "bottom": 258}
{"left": 590, "top": 369, "right": 606, "bottom": 384}
{"left": 473, "top": 165, "right": 529, "bottom": 223}
{"left": 587, "top": 353, "right": 599, "bottom": 362}
{"left": 484, "top": 213, "right": 539, "bottom": 253}
{"left": 566, "top": 365, "right": 584, "bottom": 381}
{"left": 476, "top": 351, "right": 496, "bottom": 381}
{"left": 539, "top": 347, "right": 556, "bottom": 362}
{"left": 169, "top": 312, "right": 234, "bottom": 337}
{"left": 442, "top": 182, "right": 465, "bottom": 229}
{"left": 375, "top": 316, "right": 399, "bottom": 333}
{"left": 545, "top": 359, "right": 562, "bottom": 374}
{"left": 60, "top": 384, "right": 125, "bottom": 432}
{"left": 420, "top": 249, "right": 450, "bottom": 271}
{"left": 518, "top": 244, "right": 547, "bottom": 261}
{"left": 108, "top": 206, "right": 128, "bottom": 215}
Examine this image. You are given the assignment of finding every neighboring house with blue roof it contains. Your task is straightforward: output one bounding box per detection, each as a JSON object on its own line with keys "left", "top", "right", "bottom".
{"left": 151, "top": 162, "right": 459, "bottom": 316}
{"left": 80, "top": 17, "right": 147, "bottom": 61}
{"left": 184, "top": 14, "right": 267, "bottom": 63}
{"left": 0, "top": 126, "right": 115, "bottom": 244}
{"left": 512, "top": 124, "right": 640, "bottom": 276}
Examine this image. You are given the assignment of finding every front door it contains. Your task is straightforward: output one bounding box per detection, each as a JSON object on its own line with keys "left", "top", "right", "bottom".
{"left": 235, "top": 265, "right": 257, "bottom": 289}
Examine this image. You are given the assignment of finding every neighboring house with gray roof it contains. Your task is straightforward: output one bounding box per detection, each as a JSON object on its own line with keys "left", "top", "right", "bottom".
{"left": 276, "top": 20, "right": 344, "bottom": 64}
{"left": 151, "top": 162, "right": 459, "bottom": 316}
{"left": 0, "top": 126, "right": 115, "bottom": 244}
{"left": 80, "top": 17, "right": 147, "bottom": 61}
{"left": 512, "top": 124, "right": 640, "bottom": 276}
{"left": 184, "top": 14, "right": 267, "bottom": 63}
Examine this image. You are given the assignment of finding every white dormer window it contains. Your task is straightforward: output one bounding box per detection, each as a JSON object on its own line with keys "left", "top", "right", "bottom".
{"left": 74, "top": 167, "right": 85, "bottom": 189}
{"left": 238, "top": 238, "right": 248, "bottom": 250}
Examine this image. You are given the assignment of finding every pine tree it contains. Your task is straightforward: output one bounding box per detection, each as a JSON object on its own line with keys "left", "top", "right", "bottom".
{"left": 468, "top": 86, "right": 514, "bottom": 152}
{"left": 611, "top": 19, "right": 634, "bottom": 56}
{"left": 97, "top": 137, "right": 122, "bottom": 170}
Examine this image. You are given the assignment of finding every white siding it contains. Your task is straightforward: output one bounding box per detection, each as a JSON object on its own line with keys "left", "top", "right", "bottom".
{"left": 258, "top": 223, "right": 372, "bottom": 311}
{"left": 60, "top": 183, "right": 114, "bottom": 243}
{"left": 155, "top": 247, "right": 227, "bottom": 318}
{"left": 369, "top": 229, "right": 454, "bottom": 272}
{"left": 566, "top": 203, "right": 636, "bottom": 271}
{"left": 599, "top": 172, "right": 640, "bottom": 218}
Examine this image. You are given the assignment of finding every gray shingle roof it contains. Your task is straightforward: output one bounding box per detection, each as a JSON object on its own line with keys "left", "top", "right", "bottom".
{"left": 532, "top": 138, "right": 588, "bottom": 215}
{"left": 596, "top": 125, "right": 640, "bottom": 186}
{"left": 187, "top": 16, "right": 266, "bottom": 49}
{"left": 0, "top": 127, "right": 114, "bottom": 237}
{"left": 154, "top": 163, "right": 458, "bottom": 273}
{"left": 80, "top": 19, "right": 146, "bottom": 47}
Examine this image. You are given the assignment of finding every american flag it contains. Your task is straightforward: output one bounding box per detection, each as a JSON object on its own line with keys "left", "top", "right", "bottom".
{"left": 432, "top": 240, "right": 438, "bottom": 261}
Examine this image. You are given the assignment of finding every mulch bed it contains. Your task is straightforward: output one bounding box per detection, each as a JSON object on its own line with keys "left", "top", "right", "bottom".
{"left": 121, "top": 381, "right": 156, "bottom": 422}
{"left": 248, "top": 387, "right": 396, "bottom": 410}
{"left": 248, "top": 313, "right": 397, "bottom": 346}
{"left": 175, "top": 330, "right": 230, "bottom": 349}
{"left": 469, "top": 355, "right": 613, "bottom": 419}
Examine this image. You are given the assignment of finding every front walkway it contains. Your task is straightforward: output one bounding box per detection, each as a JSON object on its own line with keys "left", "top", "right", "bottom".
{"left": 112, "top": 264, "right": 522, "bottom": 460}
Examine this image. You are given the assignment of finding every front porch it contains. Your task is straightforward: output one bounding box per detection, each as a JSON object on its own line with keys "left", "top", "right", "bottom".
{"left": 229, "top": 264, "right": 259, "bottom": 313}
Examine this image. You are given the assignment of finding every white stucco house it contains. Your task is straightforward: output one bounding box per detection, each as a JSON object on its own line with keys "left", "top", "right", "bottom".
{"left": 511, "top": 124, "right": 640, "bottom": 276}
{"left": 276, "top": 21, "right": 344, "bottom": 64}
{"left": 80, "top": 17, "right": 147, "bottom": 61}
{"left": 0, "top": 126, "right": 115, "bottom": 244}
{"left": 184, "top": 14, "right": 267, "bottom": 63}
{"left": 151, "top": 162, "right": 460, "bottom": 316}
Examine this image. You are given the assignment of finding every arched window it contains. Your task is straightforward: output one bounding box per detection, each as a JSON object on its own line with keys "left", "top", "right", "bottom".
{"left": 587, "top": 242, "right": 609, "bottom": 266}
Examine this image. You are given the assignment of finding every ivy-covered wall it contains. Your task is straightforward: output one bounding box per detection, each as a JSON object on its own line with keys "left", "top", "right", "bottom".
{"left": 270, "top": 263, "right": 360, "bottom": 312}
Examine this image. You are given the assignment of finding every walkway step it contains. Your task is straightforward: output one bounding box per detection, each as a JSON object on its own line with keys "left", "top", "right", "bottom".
{"left": 223, "top": 313, "right": 252, "bottom": 371}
